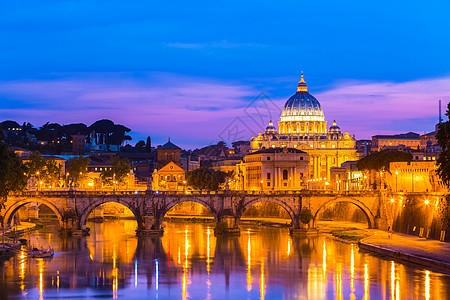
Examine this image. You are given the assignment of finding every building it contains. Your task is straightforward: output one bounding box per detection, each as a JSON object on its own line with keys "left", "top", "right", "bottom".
{"left": 152, "top": 161, "right": 186, "bottom": 191}
{"left": 156, "top": 138, "right": 181, "bottom": 169}
{"left": 371, "top": 132, "right": 421, "bottom": 152}
{"left": 152, "top": 139, "right": 186, "bottom": 191}
{"left": 250, "top": 74, "right": 358, "bottom": 187}
{"left": 72, "top": 134, "right": 86, "bottom": 155}
{"left": 387, "top": 161, "right": 446, "bottom": 193}
{"left": 235, "top": 147, "right": 309, "bottom": 191}
{"left": 329, "top": 161, "right": 363, "bottom": 191}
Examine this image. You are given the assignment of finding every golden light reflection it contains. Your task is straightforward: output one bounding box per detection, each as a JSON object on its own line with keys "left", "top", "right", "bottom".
{"left": 364, "top": 263, "right": 369, "bottom": 300}
{"left": 336, "top": 263, "right": 343, "bottom": 300}
{"left": 425, "top": 270, "right": 430, "bottom": 300}
{"left": 247, "top": 230, "right": 252, "bottom": 292}
{"left": 350, "top": 245, "right": 355, "bottom": 294}
{"left": 206, "top": 228, "right": 210, "bottom": 275}
{"left": 57, "top": 270, "right": 60, "bottom": 291}
{"left": 260, "top": 258, "right": 265, "bottom": 300}
{"left": 182, "top": 227, "right": 190, "bottom": 300}
{"left": 182, "top": 270, "right": 188, "bottom": 300}
{"left": 112, "top": 267, "right": 118, "bottom": 299}
{"left": 287, "top": 237, "right": 291, "bottom": 256}
{"left": 19, "top": 250, "right": 26, "bottom": 292}
{"left": 38, "top": 258, "right": 44, "bottom": 300}
{"left": 390, "top": 261, "right": 397, "bottom": 300}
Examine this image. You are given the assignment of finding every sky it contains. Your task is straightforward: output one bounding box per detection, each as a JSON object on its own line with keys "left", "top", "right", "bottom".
{"left": 1, "top": 0, "right": 450, "bottom": 149}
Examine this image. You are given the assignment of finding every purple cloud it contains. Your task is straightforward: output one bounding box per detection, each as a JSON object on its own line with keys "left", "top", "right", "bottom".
{"left": 1, "top": 73, "right": 449, "bottom": 148}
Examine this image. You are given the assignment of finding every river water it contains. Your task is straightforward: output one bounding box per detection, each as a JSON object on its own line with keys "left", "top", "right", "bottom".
{"left": 1, "top": 220, "right": 449, "bottom": 299}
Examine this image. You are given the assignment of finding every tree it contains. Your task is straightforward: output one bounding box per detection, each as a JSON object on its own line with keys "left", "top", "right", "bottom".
{"left": 24, "top": 151, "right": 61, "bottom": 188}
{"left": 100, "top": 156, "right": 131, "bottom": 185}
{"left": 135, "top": 140, "right": 145, "bottom": 152}
{"left": 145, "top": 136, "right": 152, "bottom": 153}
{"left": 357, "top": 150, "right": 412, "bottom": 172}
{"left": 437, "top": 103, "right": 450, "bottom": 188}
{"left": 0, "top": 131, "right": 27, "bottom": 206}
{"left": 187, "top": 167, "right": 228, "bottom": 190}
{"left": 66, "top": 156, "right": 90, "bottom": 186}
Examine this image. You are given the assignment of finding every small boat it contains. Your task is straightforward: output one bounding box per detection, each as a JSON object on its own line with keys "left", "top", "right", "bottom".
{"left": 28, "top": 247, "right": 54, "bottom": 258}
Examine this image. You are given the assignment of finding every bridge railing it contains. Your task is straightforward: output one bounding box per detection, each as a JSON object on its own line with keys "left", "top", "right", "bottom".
{"left": 8, "top": 189, "right": 398, "bottom": 198}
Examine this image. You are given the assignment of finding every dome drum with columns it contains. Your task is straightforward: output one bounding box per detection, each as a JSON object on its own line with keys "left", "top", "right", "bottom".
{"left": 250, "top": 74, "right": 358, "bottom": 183}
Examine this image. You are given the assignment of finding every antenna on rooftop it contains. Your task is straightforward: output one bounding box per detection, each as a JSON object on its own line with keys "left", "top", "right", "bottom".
{"left": 439, "top": 100, "right": 443, "bottom": 124}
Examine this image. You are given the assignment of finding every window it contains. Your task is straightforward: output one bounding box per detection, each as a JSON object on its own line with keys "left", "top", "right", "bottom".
{"left": 267, "top": 182, "right": 271, "bottom": 187}
{"left": 300, "top": 156, "right": 303, "bottom": 160}
{"left": 283, "top": 170, "right": 288, "bottom": 180}
{"left": 267, "top": 173, "right": 271, "bottom": 180}
{"left": 267, "top": 156, "right": 271, "bottom": 161}
{"left": 160, "top": 176, "right": 164, "bottom": 181}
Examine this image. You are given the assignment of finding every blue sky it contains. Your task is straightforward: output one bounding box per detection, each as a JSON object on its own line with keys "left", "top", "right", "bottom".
{"left": 1, "top": 1, "right": 450, "bottom": 148}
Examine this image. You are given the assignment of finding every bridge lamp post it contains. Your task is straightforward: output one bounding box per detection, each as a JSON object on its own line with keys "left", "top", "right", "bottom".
{"left": 36, "top": 171, "right": 40, "bottom": 191}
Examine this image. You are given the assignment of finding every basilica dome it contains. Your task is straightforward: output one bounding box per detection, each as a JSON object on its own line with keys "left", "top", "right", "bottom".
{"left": 280, "top": 74, "right": 325, "bottom": 122}
{"left": 264, "top": 120, "right": 277, "bottom": 135}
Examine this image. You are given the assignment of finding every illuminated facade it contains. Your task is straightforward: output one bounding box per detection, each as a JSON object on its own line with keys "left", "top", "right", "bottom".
{"left": 387, "top": 161, "right": 446, "bottom": 193}
{"left": 152, "top": 161, "right": 186, "bottom": 191}
{"left": 235, "top": 147, "right": 309, "bottom": 191}
{"left": 250, "top": 75, "right": 358, "bottom": 185}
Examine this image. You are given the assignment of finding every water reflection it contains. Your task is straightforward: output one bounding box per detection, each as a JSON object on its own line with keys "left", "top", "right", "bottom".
{"left": 1, "top": 220, "right": 450, "bottom": 299}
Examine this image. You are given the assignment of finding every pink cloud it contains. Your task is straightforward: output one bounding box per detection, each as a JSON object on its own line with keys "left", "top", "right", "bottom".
{"left": 1, "top": 74, "right": 449, "bottom": 148}
{"left": 315, "top": 77, "right": 450, "bottom": 138}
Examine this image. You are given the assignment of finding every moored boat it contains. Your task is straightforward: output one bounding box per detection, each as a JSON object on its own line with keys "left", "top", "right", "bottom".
{"left": 28, "top": 247, "right": 54, "bottom": 258}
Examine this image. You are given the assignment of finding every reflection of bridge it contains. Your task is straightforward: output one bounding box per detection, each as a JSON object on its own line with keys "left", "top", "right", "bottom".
{"left": 1, "top": 190, "right": 421, "bottom": 235}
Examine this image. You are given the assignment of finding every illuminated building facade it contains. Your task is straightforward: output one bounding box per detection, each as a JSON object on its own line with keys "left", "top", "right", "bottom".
{"left": 387, "top": 161, "right": 446, "bottom": 193}
{"left": 235, "top": 147, "right": 309, "bottom": 191}
{"left": 152, "top": 139, "right": 186, "bottom": 191}
{"left": 250, "top": 75, "right": 358, "bottom": 186}
{"left": 371, "top": 132, "right": 421, "bottom": 152}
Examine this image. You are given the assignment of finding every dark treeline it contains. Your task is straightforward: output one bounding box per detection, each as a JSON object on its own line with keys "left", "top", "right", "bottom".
{"left": 0, "top": 119, "right": 131, "bottom": 154}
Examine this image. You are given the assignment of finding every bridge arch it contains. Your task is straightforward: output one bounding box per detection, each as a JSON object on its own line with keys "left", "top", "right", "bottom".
{"left": 78, "top": 198, "right": 142, "bottom": 230}
{"left": 156, "top": 197, "right": 219, "bottom": 227}
{"left": 313, "top": 197, "right": 375, "bottom": 229}
{"left": 238, "top": 197, "right": 297, "bottom": 226}
{"left": 2, "top": 198, "right": 64, "bottom": 229}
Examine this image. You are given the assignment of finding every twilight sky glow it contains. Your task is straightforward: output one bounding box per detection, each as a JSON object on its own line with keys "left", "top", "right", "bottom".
{"left": 1, "top": 1, "right": 450, "bottom": 149}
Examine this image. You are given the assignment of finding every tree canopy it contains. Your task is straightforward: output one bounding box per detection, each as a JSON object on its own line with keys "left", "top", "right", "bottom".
{"left": 66, "top": 156, "right": 90, "bottom": 184}
{"left": 24, "top": 151, "right": 61, "bottom": 188}
{"left": 100, "top": 155, "right": 131, "bottom": 184}
{"left": 437, "top": 103, "right": 450, "bottom": 188}
{"left": 0, "top": 131, "right": 27, "bottom": 204}
{"left": 0, "top": 119, "right": 131, "bottom": 154}
{"left": 356, "top": 150, "right": 412, "bottom": 172}
{"left": 187, "top": 167, "right": 229, "bottom": 190}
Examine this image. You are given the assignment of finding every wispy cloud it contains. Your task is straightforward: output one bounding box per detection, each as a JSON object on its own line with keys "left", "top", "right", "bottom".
{"left": 315, "top": 77, "right": 450, "bottom": 138}
{"left": 0, "top": 73, "right": 259, "bottom": 147}
{"left": 165, "top": 41, "right": 265, "bottom": 49}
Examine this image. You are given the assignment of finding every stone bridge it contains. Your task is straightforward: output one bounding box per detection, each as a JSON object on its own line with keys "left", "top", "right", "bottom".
{"left": 1, "top": 190, "right": 412, "bottom": 236}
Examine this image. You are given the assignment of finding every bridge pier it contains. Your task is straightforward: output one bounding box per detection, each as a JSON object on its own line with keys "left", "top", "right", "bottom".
{"left": 136, "top": 215, "right": 164, "bottom": 236}
{"left": 214, "top": 215, "right": 240, "bottom": 236}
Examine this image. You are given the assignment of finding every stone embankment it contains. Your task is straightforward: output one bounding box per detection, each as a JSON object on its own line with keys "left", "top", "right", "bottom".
{"left": 359, "top": 231, "right": 450, "bottom": 273}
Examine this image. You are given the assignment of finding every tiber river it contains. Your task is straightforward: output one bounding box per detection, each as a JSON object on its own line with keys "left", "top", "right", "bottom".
{"left": 1, "top": 219, "right": 450, "bottom": 300}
